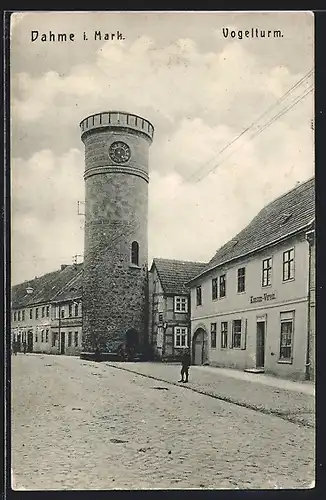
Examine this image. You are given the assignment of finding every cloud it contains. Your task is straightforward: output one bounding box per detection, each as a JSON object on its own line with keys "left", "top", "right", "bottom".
{"left": 10, "top": 30, "right": 314, "bottom": 283}
{"left": 11, "top": 148, "right": 84, "bottom": 284}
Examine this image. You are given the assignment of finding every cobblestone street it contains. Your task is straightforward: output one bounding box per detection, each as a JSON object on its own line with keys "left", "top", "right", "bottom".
{"left": 11, "top": 355, "right": 315, "bottom": 490}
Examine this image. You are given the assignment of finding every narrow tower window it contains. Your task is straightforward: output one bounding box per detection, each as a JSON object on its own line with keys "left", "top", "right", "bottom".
{"left": 131, "top": 241, "right": 139, "bottom": 266}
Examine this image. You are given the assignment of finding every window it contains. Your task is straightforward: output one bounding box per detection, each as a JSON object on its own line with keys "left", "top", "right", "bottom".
{"left": 42, "top": 307, "right": 45, "bottom": 318}
{"left": 262, "top": 258, "right": 272, "bottom": 287}
{"left": 74, "top": 332, "right": 79, "bottom": 347}
{"left": 45, "top": 330, "right": 49, "bottom": 343}
{"left": 41, "top": 330, "right": 44, "bottom": 343}
{"left": 237, "top": 268, "right": 246, "bottom": 293}
{"left": 174, "top": 327, "right": 188, "bottom": 348}
{"left": 46, "top": 306, "right": 50, "bottom": 317}
{"left": 75, "top": 303, "right": 79, "bottom": 317}
{"left": 69, "top": 304, "right": 72, "bottom": 317}
{"left": 283, "top": 248, "right": 294, "bottom": 281}
{"left": 158, "top": 312, "right": 163, "bottom": 323}
{"left": 61, "top": 308, "right": 65, "bottom": 318}
{"left": 232, "top": 320, "right": 242, "bottom": 348}
{"left": 18, "top": 311, "right": 21, "bottom": 321}
{"left": 68, "top": 332, "right": 72, "bottom": 347}
{"left": 131, "top": 241, "right": 139, "bottom": 266}
{"left": 52, "top": 332, "right": 57, "bottom": 347}
{"left": 211, "top": 323, "right": 217, "bottom": 348}
{"left": 22, "top": 310, "right": 25, "bottom": 321}
{"left": 196, "top": 286, "right": 202, "bottom": 306}
{"left": 30, "top": 309, "right": 33, "bottom": 319}
{"left": 279, "top": 311, "right": 294, "bottom": 361}
{"left": 35, "top": 331, "right": 38, "bottom": 342}
{"left": 221, "top": 322, "right": 228, "bottom": 348}
{"left": 212, "top": 278, "right": 218, "bottom": 300}
{"left": 219, "top": 274, "right": 226, "bottom": 298}
{"left": 35, "top": 308, "right": 39, "bottom": 319}
{"left": 14, "top": 312, "right": 17, "bottom": 321}
{"left": 174, "top": 296, "right": 188, "bottom": 313}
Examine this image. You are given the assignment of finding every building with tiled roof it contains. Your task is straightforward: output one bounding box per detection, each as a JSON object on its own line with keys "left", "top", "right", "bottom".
{"left": 148, "top": 258, "right": 207, "bottom": 361}
{"left": 11, "top": 264, "right": 83, "bottom": 355}
{"left": 186, "top": 178, "right": 315, "bottom": 381}
{"left": 151, "top": 258, "right": 207, "bottom": 295}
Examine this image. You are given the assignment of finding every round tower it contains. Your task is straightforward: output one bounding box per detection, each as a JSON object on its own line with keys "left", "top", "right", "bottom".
{"left": 80, "top": 111, "right": 154, "bottom": 356}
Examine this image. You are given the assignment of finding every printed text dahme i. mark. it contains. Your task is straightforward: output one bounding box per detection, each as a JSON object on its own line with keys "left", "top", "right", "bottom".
{"left": 30, "top": 31, "right": 125, "bottom": 42}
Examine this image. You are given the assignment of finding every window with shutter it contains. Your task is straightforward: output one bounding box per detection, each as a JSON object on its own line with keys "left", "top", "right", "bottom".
{"left": 240, "top": 319, "right": 247, "bottom": 350}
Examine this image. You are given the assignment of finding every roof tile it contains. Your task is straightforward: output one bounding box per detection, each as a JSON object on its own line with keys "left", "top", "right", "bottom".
{"left": 152, "top": 258, "right": 207, "bottom": 294}
{"left": 190, "top": 177, "right": 314, "bottom": 282}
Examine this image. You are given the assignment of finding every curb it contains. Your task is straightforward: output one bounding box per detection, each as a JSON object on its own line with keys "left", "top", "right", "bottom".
{"left": 105, "top": 363, "right": 314, "bottom": 429}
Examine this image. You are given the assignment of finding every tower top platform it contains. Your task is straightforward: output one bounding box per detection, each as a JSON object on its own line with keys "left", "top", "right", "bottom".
{"left": 80, "top": 111, "right": 154, "bottom": 142}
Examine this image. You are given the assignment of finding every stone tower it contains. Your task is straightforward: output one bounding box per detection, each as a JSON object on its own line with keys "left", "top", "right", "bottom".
{"left": 80, "top": 111, "right": 154, "bottom": 355}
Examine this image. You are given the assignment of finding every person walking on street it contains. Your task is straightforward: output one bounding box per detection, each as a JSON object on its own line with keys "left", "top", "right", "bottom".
{"left": 179, "top": 349, "right": 191, "bottom": 383}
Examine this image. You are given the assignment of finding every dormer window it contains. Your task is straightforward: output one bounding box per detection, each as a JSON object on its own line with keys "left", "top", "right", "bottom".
{"left": 131, "top": 241, "right": 139, "bottom": 266}
{"left": 280, "top": 213, "right": 292, "bottom": 225}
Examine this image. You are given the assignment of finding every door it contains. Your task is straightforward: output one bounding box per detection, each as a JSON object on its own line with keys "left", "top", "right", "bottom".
{"left": 60, "top": 332, "right": 65, "bottom": 354}
{"left": 193, "top": 328, "right": 208, "bottom": 365}
{"left": 27, "top": 331, "right": 33, "bottom": 353}
{"left": 256, "top": 321, "right": 265, "bottom": 368}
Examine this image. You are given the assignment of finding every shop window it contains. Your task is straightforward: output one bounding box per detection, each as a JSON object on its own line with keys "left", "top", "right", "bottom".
{"left": 279, "top": 311, "right": 294, "bottom": 361}
{"left": 68, "top": 332, "right": 72, "bottom": 347}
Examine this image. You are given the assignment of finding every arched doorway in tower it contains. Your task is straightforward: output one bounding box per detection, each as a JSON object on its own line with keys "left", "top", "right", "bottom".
{"left": 192, "top": 327, "right": 209, "bottom": 365}
{"left": 125, "top": 328, "right": 139, "bottom": 360}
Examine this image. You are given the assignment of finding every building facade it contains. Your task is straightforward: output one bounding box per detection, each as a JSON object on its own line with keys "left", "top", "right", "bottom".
{"left": 80, "top": 111, "right": 154, "bottom": 355}
{"left": 187, "top": 178, "right": 315, "bottom": 381}
{"left": 11, "top": 264, "right": 83, "bottom": 356}
{"left": 306, "top": 226, "right": 315, "bottom": 381}
{"left": 148, "top": 259, "right": 206, "bottom": 361}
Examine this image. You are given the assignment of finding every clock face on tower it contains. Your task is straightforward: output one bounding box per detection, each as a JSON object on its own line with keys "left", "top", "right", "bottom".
{"left": 109, "top": 141, "right": 131, "bottom": 164}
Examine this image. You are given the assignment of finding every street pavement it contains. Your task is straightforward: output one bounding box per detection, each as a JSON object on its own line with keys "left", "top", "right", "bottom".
{"left": 11, "top": 354, "right": 315, "bottom": 490}
{"left": 107, "top": 362, "right": 315, "bottom": 428}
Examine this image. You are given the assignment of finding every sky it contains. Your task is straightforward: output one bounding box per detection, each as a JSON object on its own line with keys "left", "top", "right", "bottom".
{"left": 10, "top": 11, "right": 314, "bottom": 285}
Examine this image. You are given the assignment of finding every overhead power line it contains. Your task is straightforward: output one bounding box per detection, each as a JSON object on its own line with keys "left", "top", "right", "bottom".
{"left": 183, "top": 69, "right": 314, "bottom": 185}
{"left": 195, "top": 84, "right": 314, "bottom": 183}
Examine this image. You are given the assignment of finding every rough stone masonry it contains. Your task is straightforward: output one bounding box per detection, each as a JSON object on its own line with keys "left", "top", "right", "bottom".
{"left": 80, "top": 111, "right": 154, "bottom": 354}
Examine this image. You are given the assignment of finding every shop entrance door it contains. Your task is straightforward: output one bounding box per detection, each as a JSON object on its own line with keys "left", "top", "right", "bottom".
{"left": 256, "top": 321, "right": 265, "bottom": 368}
